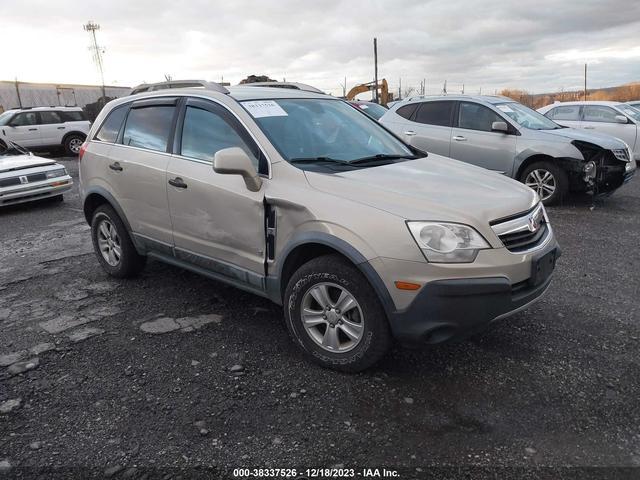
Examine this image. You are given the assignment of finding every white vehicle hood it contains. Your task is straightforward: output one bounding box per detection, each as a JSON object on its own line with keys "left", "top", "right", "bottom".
{"left": 0, "top": 154, "right": 56, "bottom": 174}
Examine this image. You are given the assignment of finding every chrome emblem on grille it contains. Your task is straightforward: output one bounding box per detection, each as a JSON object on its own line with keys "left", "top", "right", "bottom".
{"left": 19, "top": 176, "right": 28, "bottom": 184}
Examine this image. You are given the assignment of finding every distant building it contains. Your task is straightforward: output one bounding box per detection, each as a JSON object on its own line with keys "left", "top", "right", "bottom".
{"left": 0, "top": 80, "right": 131, "bottom": 114}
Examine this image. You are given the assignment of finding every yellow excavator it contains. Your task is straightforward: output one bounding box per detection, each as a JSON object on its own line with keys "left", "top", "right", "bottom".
{"left": 346, "top": 79, "right": 392, "bottom": 106}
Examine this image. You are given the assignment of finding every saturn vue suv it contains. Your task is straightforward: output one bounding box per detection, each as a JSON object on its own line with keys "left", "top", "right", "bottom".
{"left": 380, "top": 96, "right": 636, "bottom": 205}
{"left": 79, "top": 83, "right": 560, "bottom": 372}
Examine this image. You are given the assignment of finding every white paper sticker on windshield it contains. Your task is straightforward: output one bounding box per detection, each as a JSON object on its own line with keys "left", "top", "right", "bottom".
{"left": 496, "top": 104, "right": 514, "bottom": 113}
{"left": 243, "top": 100, "right": 288, "bottom": 118}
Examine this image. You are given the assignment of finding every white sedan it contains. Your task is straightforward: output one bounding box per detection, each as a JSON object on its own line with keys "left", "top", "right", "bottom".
{"left": 0, "top": 140, "right": 73, "bottom": 206}
{"left": 538, "top": 101, "right": 640, "bottom": 161}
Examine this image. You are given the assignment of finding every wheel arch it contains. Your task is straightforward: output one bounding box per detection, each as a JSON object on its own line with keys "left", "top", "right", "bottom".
{"left": 270, "top": 233, "right": 395, "bottom": 317}
{"left": 62, "top": 130, "right": 87, "bottom": 144}
{"left": 83, "top": 187, "right": 133, "bottom": 234}
{"left": 515, "top": 154, "right": 558, "bottom": 181}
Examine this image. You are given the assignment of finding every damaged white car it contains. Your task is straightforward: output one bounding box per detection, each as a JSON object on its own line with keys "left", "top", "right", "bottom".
{"left": 0, "top": 139, "right": 73, "bottom": 207}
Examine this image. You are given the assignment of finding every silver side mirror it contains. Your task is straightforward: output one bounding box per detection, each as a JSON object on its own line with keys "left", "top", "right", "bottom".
{"left": 491, "top": 121, "right": 509, "bottom": 133}
{"left": 213, "top": 147, "right": 263, "bottom": 192}
{"left": 615, "top": 115, "right": 628, "bottom": 124}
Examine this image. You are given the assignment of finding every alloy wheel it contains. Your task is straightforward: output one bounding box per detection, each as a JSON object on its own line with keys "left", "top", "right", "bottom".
{"left": 96, "top": 218, "right": 122, "bottom": 266}
{"left": 69, "top": 138, "right": 83, "bottom": 154}
{"left": 301, "top": 282, "right": 364, "bottom": 353}
{"left": 525, "top": 169, "right": 556, "bottom": 201}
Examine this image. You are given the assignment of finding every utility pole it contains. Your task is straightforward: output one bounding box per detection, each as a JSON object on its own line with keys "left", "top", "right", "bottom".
{"left": 461, "top": 83, "right": 465, "bottom": 94}
{"left": 373, "top": 38, "right": 379, "bottom": 103}
{"left": 339, "top": 76, "right": 347, "bottom": 98}
{"left": 584, "top": 63, "right": 587, "bottom": 101}
{"left": 14, "top": 77, "right": 22, "bottom": 108}
{"left": 398, "top": 77, "right": 402, "bottom": 100}
{"left": 84, "top": 21, "right": 106, "bottom": 101}
{"left": 443, "top": 80, "right": 447, "bottom": 94}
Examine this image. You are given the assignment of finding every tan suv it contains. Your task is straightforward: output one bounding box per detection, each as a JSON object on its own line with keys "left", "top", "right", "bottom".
{"left": 79, "top": 83, "right": 560, "bottom": 372}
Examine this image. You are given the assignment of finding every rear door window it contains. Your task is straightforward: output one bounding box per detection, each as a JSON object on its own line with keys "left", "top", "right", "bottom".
{"left": 122, "top": 105, "right": 175, "bottom": 151}
{"left": 39, "top": 111, "right": 63, "bottom": 125}
{"left": 547, "top": 105, "right": 581, "bottom": 121}
{"left": 457, "top": 102, "right": 504, "bottom": 132}
{"left": 94, "top": 106, "right": 128, "bottom": 143}
{"left": 414, "top": 101, "right": 454, "bottom": 127}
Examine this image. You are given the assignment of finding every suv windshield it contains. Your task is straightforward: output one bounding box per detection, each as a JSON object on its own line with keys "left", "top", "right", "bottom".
{"left": 242, "top": 99, "right": 415, "bottom": 169}
{"left": 495, "top": 102, "right": 561, "bottom": 130}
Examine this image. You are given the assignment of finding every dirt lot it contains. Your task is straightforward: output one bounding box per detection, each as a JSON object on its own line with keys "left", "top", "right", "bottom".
{"left": 1, "top": 155, "right": 639, "bottom": 479}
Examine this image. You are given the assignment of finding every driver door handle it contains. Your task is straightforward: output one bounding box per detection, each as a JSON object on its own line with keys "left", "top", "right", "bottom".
{"left": 403, "top": 130, "right": 417, "bottom": 136}
{"left": 453, "top": 135, "right": 467, "bottom": 141}
{"left": 168, "top": 177, "right": 188, "bottom": 189}
{"left": 28, "top": 128, "right": 38, "bottom": 131}
{"left": 583, "top": 126, "right": 595, "bottom": 129}
{"left": 108, "top": 162, "right": 123, "bottom": 171}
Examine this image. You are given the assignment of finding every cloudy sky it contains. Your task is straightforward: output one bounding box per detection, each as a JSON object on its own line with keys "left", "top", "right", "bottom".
{"left": 2, "top": 0, "right": 639, "bottom": 96}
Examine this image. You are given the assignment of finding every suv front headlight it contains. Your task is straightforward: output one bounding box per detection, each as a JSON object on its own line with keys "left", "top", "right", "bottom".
{"left": 407, "top": 221, "right": 490, "bottom": 263}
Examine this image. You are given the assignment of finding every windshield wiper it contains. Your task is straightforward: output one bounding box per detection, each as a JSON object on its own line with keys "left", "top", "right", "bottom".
{"left": 289, "top": 157, "right": 347, "bottom": 164}
{"left": 347, "top": 154, "right": 417, "bottom": 165}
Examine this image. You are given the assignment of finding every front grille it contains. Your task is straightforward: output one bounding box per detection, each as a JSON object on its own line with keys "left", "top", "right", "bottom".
{"left": 0, "top": 172, "right": 48, "bottom": 188}
{"left": 491, "top": 204, "right": 550, "bottom": 253}
{"left": 611, "top": 148, "right": 630, "bottom": 162}
{"left": 499, "top": 223, "right": 548, "bottom": 252}
{"left": 0, "top": 177, "right": 21, "bottom": 187}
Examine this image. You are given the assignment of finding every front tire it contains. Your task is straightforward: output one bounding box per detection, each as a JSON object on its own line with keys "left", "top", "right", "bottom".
{"left": 520, "top": 161, "right": 568, "bottom": 206}
{"left": 284, "top": 254, "right": 391, "bottom": 372}
{"left": 64, "top": 134, "right": 85, "bottom": 156}
{"left": 91, "top": 204, "right": 146, "bottom": 278}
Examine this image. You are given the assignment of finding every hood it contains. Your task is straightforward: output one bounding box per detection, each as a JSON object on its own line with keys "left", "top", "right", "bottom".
{"left": 304, "top": 155, "right": 537, "bottom": 225}
{"left": 541, "top": 127, "right": 626, "bottom": 149}
{"left": 0, "top": 154, "right": 56, "bottom": 174}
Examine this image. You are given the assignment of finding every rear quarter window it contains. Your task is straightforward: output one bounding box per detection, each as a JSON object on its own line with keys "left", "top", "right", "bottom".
{"left": 94, "top": 106, "right": 128, "bottom": 143}
{"left": 396, "top": 103, "right": 419, "bottom": 120}
{"left": 60, "top": 111, "right": 87, "bottom": 122}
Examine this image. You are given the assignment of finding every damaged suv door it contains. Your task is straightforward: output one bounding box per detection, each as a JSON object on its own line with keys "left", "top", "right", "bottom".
{"left": 166, "top": 98, "right": 268, "bottom": 289}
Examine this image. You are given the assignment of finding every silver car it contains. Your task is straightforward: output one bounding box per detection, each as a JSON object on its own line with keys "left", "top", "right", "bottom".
{"left": 0, "top": 139, "right": 73, "bottom": 206}
{"left": 80, "top": 85, "right": 559, "bottom": 372}
{"left": 381, "top": 96, "right": 636, "bottom": 204}
{"left": 538, "top": 101, "right": 640, "bottom": 162}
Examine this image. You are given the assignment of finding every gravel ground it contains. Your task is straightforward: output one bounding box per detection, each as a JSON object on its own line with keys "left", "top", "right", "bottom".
{"left": 0, "top": 155, "right": 639, "bottom": 479}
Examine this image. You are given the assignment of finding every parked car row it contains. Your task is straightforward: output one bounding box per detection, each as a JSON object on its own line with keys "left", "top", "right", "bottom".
{"left": 379, "top": 96, "right": 636, "bottom": 204}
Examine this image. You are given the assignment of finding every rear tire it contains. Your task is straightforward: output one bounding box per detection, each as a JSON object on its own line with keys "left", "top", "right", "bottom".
{"left": 284, "top": 254, "right": 391, "bottom": 372}
{"left": 91, "top": 204, "right": 146, "bottom": 278}
{"left": 520, "top": 161, "right": 568, "bottom": 206}
{"left": 64, "top": 134, "right": 84, "bottom": 156}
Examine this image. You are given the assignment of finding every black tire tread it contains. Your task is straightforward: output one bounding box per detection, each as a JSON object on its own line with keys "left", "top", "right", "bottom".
{"left": 284, "top": 254, "right": 391, "bottom": 372}
{"left": 90, "top": 204, "right": 146, "bottom": 278}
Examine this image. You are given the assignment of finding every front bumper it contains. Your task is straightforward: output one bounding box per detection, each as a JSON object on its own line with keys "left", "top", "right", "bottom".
{"left": 0, "top": 176, "right": 73, "bottom": 206}
{"left": 385, "top": 240, "right": 561, "bottom": 344}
